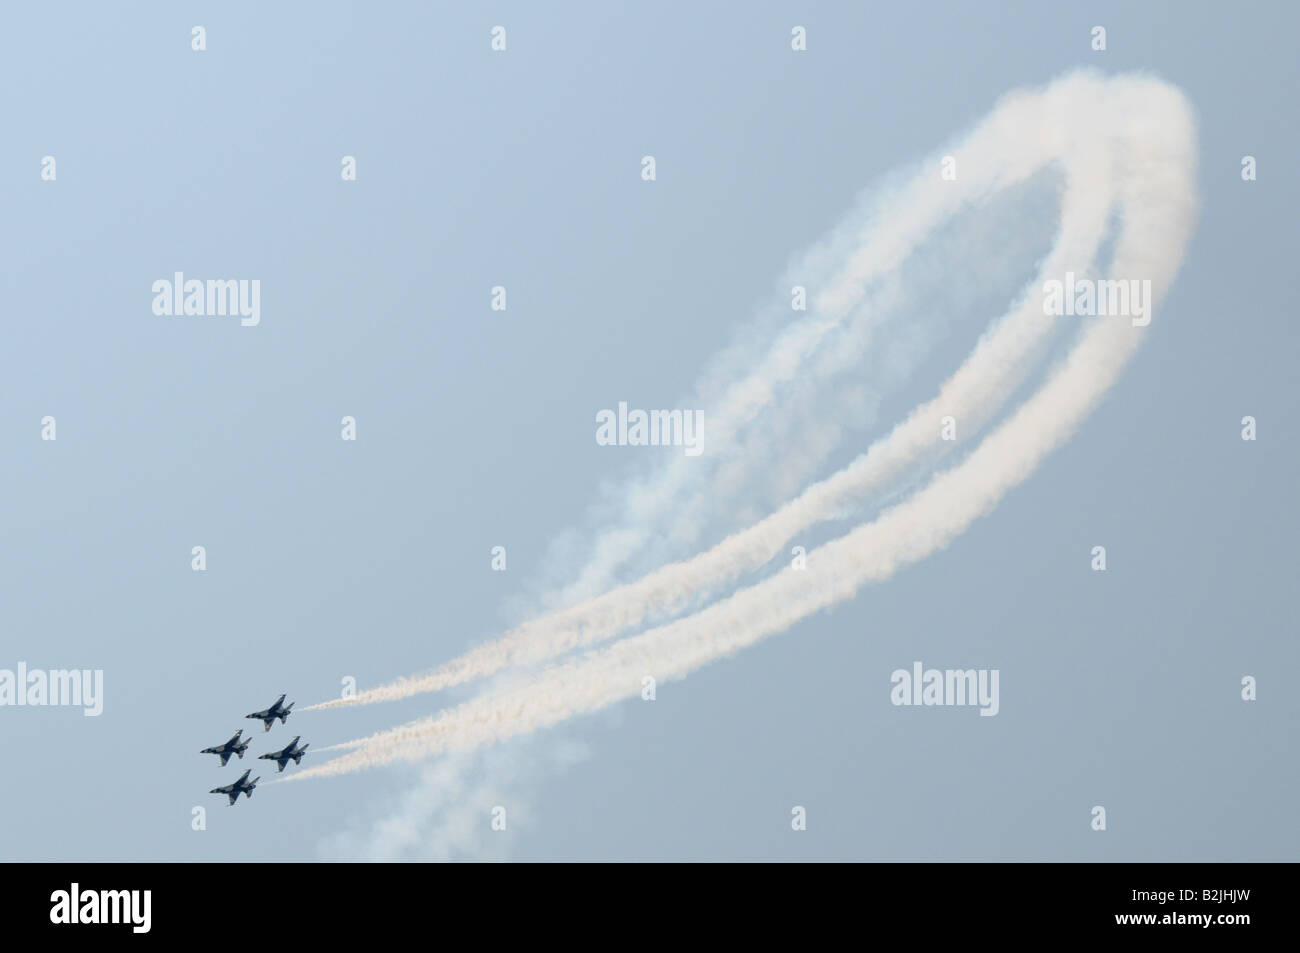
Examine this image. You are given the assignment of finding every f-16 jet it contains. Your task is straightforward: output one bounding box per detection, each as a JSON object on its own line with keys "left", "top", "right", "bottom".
{"left": 245, "top": 693, "right": 294, "bottom": 732}
{"left": 260, "top": 735, "right": 309, "bottom": 773}
{"left": 200, "top": 729, "right": 251, "bottom": 767}
{"left": 209, "top": 769, "right": 260, "bottom": 806}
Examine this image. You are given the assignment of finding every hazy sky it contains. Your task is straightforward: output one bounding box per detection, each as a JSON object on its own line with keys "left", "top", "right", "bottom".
{"left": 1, "top": 2, "right": 1296, "bottom": 861}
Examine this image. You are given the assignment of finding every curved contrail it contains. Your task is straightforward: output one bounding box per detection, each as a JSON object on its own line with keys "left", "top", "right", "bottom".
{"left": 307, "top": 70, "right": 1129, "bottom": 713}
{"left": 293, "top": 70, "right": 1197, "bottom": 777}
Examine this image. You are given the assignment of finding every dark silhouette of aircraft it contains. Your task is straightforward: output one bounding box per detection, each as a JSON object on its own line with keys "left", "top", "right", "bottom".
{"left": 245, "top": 694, "right": 294, "bottom": 732}
{"left": 260, "top": 736, "right": 309, "bottom": 773}
{"left": 200, "top": 729, "right": 251, "bottom": 767}
{"left": 210, "top": 769, "right": 260, "bottom": 806}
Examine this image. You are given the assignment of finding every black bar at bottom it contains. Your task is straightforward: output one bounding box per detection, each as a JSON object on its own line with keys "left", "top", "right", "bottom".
{"left": 4, "top": 862, "right": 1282, "bottom": 939}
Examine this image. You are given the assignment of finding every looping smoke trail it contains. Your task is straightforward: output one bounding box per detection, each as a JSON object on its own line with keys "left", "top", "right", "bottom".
{"left": 306, "top": 71, "right": 1136, "bottom": 715}
{"left": 294, "top": 70, "right": 1197, "bottom": 778}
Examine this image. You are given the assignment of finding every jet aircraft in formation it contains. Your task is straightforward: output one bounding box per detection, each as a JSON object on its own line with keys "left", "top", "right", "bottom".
{"left": 204, "top": 695, "right": 306, "bottom": 805}
{"left": 260, "top": 736, "right": 310, "bottom": 773}
{"left": 245, "top": 693, "right": 295, "bottom": 732}
{"left": 200, "top": 729, "right": 251, "bottom": 767}
{"left": 210, "top": 769, "right": 261, "bottom": 806}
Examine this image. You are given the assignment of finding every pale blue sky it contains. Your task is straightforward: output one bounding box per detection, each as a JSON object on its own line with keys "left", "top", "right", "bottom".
{"left": 1, "top": 2, "right": 1296, "bottom": 861}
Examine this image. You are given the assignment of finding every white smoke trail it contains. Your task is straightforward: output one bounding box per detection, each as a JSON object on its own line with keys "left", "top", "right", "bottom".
{"left": 547, "top": 65, "right": 1127, "bottom": 601}
{"left": 314, "top": 740, "right": 591, "bottom": 861}
{"left": 293, "top": 71, "right": 1197, "bottom": 780}
{"left": 306, "top": 69, "right": 1145, "bottom": 713}
{"left": 552, "top": 74, "right": 1082, "bottom": 599}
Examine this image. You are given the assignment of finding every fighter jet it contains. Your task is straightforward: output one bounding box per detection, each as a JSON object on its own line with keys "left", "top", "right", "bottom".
{"left": 245, "top": 693, "right": 294, "bottom": 732}
{"left": 200, "top": 729, "right": 251, "bottom": 767}
{"left": 260, "top": 735, "right": 309, "bottom": 773}
{"left": 209, "top": 769, "right": 260, "bottom": 806}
